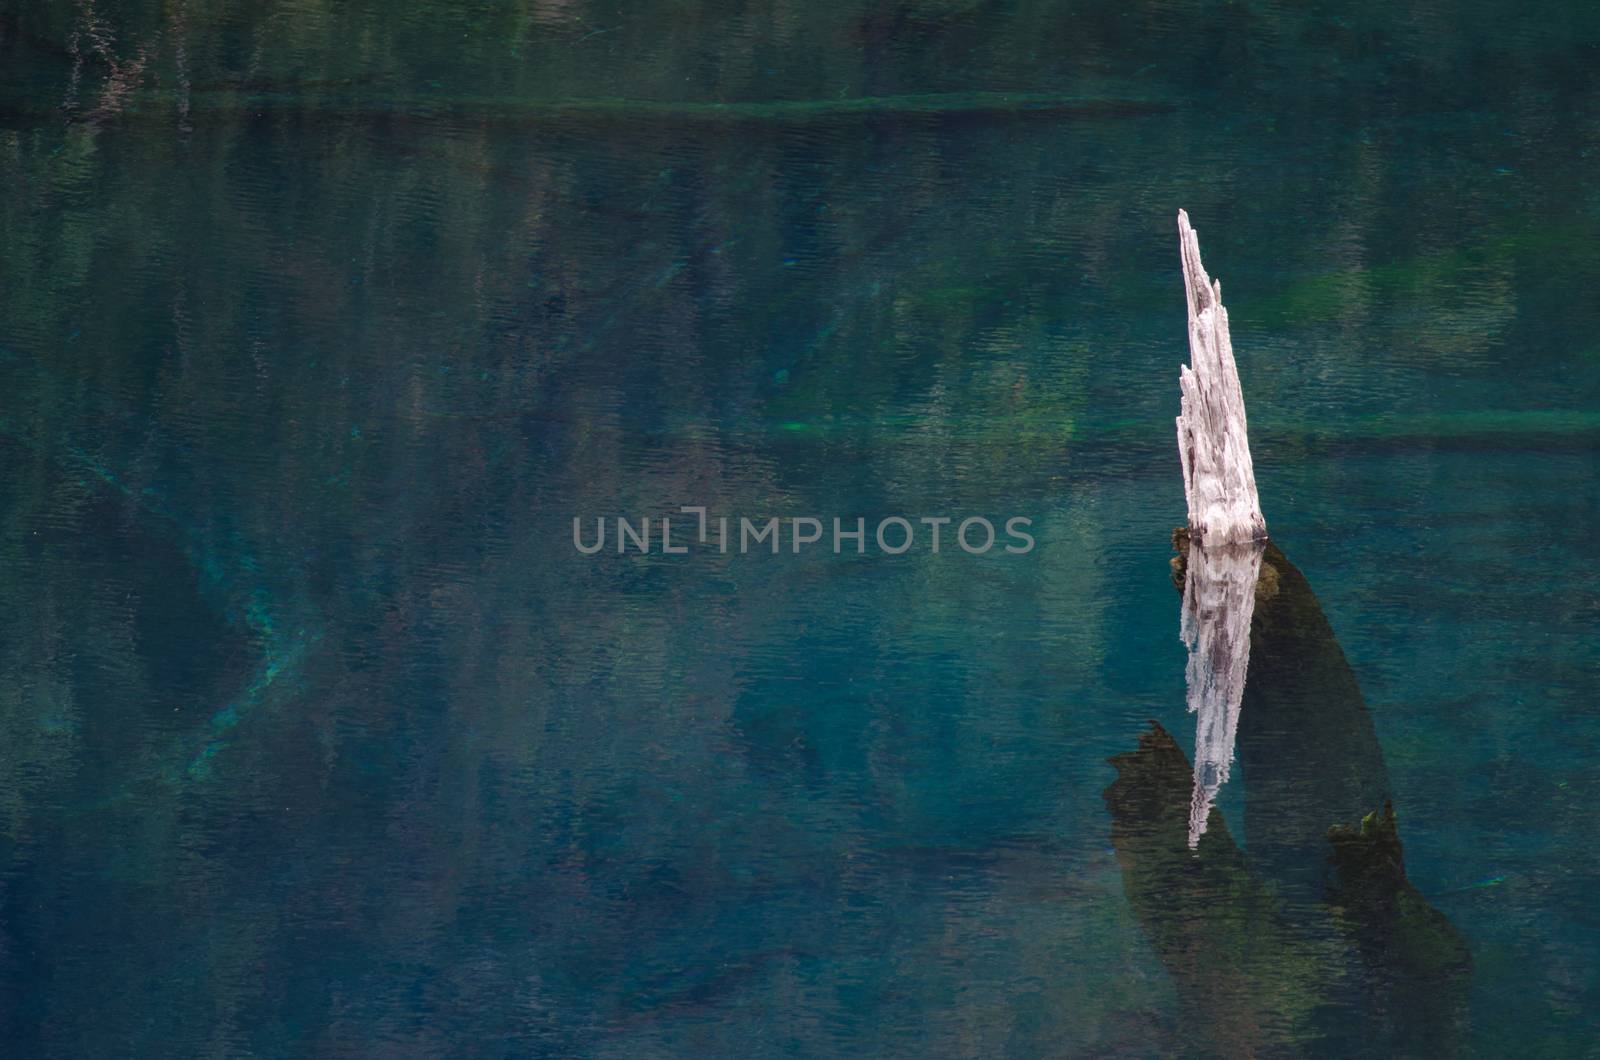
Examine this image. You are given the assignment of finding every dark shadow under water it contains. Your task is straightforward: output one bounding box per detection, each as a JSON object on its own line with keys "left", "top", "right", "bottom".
{"left": 1104, "top": 533, "right": 1471, "bottom": 1057}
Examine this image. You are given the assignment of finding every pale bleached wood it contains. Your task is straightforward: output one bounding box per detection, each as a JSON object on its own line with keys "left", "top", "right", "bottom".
{"left": 1176, "top": 210, "right": 1267, "bottom": 545}
{"left": 1179, "top": 538, "right": 1265, "bottom": 847}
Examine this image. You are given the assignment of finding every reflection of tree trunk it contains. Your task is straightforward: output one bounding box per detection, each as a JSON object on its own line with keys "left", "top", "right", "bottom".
{"left": 1178, "top": 537, "right": 1264, "bottom": 847}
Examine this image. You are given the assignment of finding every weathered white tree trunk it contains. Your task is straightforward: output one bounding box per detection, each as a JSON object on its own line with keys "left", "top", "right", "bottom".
{"left": 1176, "top": 210, "right": 1267, "bottom": 545}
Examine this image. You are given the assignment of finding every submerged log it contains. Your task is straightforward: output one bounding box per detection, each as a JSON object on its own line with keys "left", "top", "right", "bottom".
{"left": 1231, "top": 541, "right": 1390, "bottom": 895}
{"left": 1327, "top": 803, "right": 1473, "bottom": 1054}
{"left": 0, "top": 88, "right": 1176, "bottom": 128}
{"left": 1104, "top": 718, "right": 1470, "bottom": 1057}
{"left": 1175, "top": 210, "right": 1267, "bottom": 545}
{"left": 1104, "top": 723, "right": 1325, "bottom": 1056}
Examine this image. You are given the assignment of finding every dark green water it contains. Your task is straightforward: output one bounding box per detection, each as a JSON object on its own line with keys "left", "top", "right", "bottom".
{"left": 2, "top": 2, "right": 1598, "bottom": 1055}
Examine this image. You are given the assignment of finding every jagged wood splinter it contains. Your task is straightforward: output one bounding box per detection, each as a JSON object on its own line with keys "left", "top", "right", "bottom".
{"left": 1175, "top": 210, "right": 1266, "bottom": 545}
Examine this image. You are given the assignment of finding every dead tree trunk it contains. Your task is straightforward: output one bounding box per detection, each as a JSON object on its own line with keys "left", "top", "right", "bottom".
{"left": 1176, "top": 210, "right": 1267, "bottom": 545}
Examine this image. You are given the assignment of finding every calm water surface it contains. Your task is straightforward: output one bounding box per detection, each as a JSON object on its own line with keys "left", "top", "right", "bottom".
{"left": 2, "top": 1, "right": 1598, "bottom": 1055}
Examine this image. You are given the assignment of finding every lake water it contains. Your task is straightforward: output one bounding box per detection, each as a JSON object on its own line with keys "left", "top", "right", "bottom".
{"left": 2, "top": 2, "right": 1598, "bottom": 1055}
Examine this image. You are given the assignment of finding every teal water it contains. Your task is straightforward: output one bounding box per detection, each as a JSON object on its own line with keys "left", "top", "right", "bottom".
{"left": 2, "top": 2, "right": 1598, "bottom": 1055}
